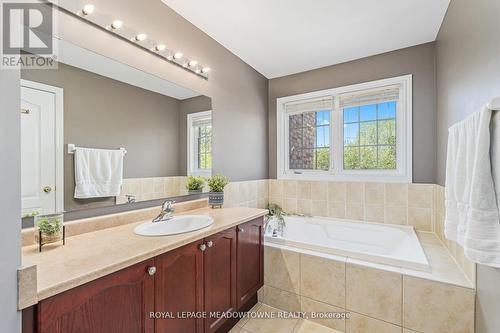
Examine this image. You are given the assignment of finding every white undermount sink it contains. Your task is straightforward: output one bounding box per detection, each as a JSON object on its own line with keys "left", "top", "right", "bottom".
{"left": 134, "top": 215, "right": 214, "bottom": 236}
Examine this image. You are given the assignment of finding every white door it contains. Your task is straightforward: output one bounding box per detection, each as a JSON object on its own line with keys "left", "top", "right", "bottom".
{"left": 21, "top": 82, "right": 63, "bottom": 216}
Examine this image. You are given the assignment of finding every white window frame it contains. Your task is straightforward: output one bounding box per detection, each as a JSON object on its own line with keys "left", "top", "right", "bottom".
{"left": 277, "top": 75, "right": 412, "bottom": 183}
{"left": 187, "top": 110, "right": 212, "bottom": 177}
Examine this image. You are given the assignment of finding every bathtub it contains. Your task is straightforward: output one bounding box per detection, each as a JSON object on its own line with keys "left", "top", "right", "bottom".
{"left": 265, "top": 216, "right": 429, "bottom": 271}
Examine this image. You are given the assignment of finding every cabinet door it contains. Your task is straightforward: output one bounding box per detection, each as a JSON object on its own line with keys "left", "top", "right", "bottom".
{"left": 236, "top": 217, "right": 264, "bottom": 308}
{"left": 203, "top": 228, "right": 237, "bottom": 333}
{"left": 38, "top": 260, "right": 155, "bottom": 333}
{"left": 155, "top": 242, "right": 204, "bottom": 333}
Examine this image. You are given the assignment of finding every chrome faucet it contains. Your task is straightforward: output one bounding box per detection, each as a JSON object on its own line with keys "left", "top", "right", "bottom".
{"left": 152, "top": 200, "right": 175, "bottom": 223}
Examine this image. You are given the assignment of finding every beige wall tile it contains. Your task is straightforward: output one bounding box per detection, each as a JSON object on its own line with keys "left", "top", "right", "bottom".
{"left": 297, "top": 200, "right": 312, "bottom": 216}
{"left": 403, "top": 276, "right": 475, "bottom": 333}
{"left": 311, "top": 181, "right": 328, "bottom": 201}
{"left": 346, "top": 312, "right": 402, "bottom": 333}
{"left": 346, "top": 182, "right": 364, "bottom": 204}
{"left": 283, "top": 180, "right": 298, "bottom": 198}
{"left": 408, "top": 208, "right": 432, "bottom": 231}
{"left": 328, "top": 202, "right": 346, "bottom": 219}
{"left": 385, "top": 206, "right": 408, "bottom": 225}
{"left": 301, "top": 296, "right": 346, "bottom": 332}
{"left": 284, "top": 198, "right": 298, "bottom": 214}
{"left": 364, "top": 183, "right": 385, "bottom": 205}
{"left": 269, "top": 180, "right": 284, "bottom": 198}
{"left": 298, "top": 181, "right": 312, "bottom": 199}
{"left": 257, "top": 180, "right": 268, "bottom": 198}
{"left": 300, "top": 254, "right": 346, "bottom": 308}
{"left": 385, "top": 184, "right": 408, "bottom": 207}
{"left": 364, "top": 205, "right": 384, "bottom": 223}
{"left": 269, "top": 196, "right": 283, "bottom": 207}
{"left": 346, "top": 204, "right": 364, "bottom": 220}
{"left": 328, "top": 182, "right": 346, "bottom": 202}
{"left": 408, "top": 184, "right": 433, "bottom": 209}
{"left": 346, "top": 263, "right": 402, "bottom": 325}
{"left": 262, "top": 285, "right": 301, "bottom": 312}
{"left": 402, "top": 329, "right": 419, "bottom": 333}
{"left": 264, "top": 246, "right": 300, "bottom": 293}
{"left": 311, "top": 200, "right": 328, "bottom": 217}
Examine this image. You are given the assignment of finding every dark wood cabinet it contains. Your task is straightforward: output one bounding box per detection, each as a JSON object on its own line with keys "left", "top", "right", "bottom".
{"left": 236, "top": 217, "right": 264, "bottom": 308}
{"left": 37, "top": 260, "right": 155, "bottom": 333}
{"left": 155, "top": 242, "right": 204, "bottom": 333}
{"left": 27, "top": 216, "right": 264, "bottom": 333}
{"left": 203, "top": 228, "right": 237, "bottom": 333}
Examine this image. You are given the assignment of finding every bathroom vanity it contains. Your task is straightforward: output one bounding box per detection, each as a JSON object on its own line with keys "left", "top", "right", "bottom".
{"left": 20, "top": 204, "right": 266, "bottom": 333}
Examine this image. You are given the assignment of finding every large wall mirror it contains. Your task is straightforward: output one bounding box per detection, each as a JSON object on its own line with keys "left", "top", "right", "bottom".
{"left": 21, "top": 39, "right": 212, "bottom": 221}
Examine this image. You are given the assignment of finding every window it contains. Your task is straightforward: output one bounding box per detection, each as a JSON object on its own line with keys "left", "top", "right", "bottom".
{"left": 188, "top": 111, "right": 212, "bottom": 176}
{"left": 277, "top": 75, "right": 412, "bottom": 182}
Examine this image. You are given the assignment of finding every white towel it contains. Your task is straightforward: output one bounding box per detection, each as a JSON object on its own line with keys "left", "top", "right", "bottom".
{"left": 74, "top": 147, "right": 124, "bottom": 199}
{"left": 445, "top": 107, "right": 500, "bottom": 268}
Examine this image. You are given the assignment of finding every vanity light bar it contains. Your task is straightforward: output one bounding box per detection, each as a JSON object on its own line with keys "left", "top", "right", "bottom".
{"left": 71, "top": 2, "right": 210, "bottom": 79}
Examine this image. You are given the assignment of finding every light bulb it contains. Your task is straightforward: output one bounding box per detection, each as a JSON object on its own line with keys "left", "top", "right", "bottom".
{"left": 134, "top": 33, "right": 147, "bottom": 42}
{"left": 188, "top": 60, "right": 198, "bottom": 67}
{"left": 201, "top": 67, "right": 211, "bottom": 73}
{"left": 111, "top": 20, "right": 123, "bottom": 29}
{"left": 155, "top": 44, "right": 166, "bottom": 52}
{"left": 195, "top": 68, "right": 201, "bottom": 74}
{"left": 82, "top": 4, "right": 95, "bottom": 15}
{"left": 174, "top": 52, "right": 183, "bottom": 59}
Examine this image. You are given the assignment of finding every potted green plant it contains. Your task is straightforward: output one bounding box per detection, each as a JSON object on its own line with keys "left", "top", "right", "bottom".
{"left": 266, "top": 203, "right": 286, "bottom": 236}
{"left": 186, "top": 175, "right": 206, "bottom": 193}
{"left": 207, "top": 174, "right": 229, "bottom": 208}
{"left": 35, "top": 213, "right": 64, "bottom": 247}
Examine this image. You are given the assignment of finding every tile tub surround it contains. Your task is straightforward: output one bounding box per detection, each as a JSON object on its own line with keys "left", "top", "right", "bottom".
{"left": 268, "top": 180, "right": 435, "bottom": 232}
{"left": 434, "top": 185, "right": 476, "bottom": 286}
{"left": 224, "top": 180, "right": 269, "bottom": 209}
{"left": 260, "top": 237, "right": 475, "bottom": 333}
{"left": 21, "top": 206, "right": 268, "bottom": 304}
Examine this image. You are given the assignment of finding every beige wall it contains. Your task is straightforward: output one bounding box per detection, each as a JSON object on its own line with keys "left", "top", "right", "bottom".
{"left": 268, "top": 43, "right": 437, "bottom": 183}
{"left": 435, "top": 0, "right": 500, "bottom": 331}
{"left": 54, "top": 0, "right": 268, "bottom": 182}
{"left": 22, "top": 62, "right": 189, "bottom": 211}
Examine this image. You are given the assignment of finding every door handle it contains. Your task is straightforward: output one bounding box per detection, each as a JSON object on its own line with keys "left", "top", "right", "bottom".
{"left": 43, "top": 186, "right": 53, "bottom": 194}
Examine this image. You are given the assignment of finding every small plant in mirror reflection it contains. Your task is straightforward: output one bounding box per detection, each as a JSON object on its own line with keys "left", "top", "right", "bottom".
{"left": 186, "top": 175, "right": 206, "bottom": 191}
{"left": 207, "top": 174, "right": 229, "bottom": 193}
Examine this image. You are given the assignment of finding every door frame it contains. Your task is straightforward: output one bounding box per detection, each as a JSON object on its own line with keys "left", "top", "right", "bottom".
{"left": 21, "top": 79, "right": 64, "bottom": 213}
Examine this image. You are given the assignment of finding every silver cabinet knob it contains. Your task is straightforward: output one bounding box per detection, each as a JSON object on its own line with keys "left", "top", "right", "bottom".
{"left": 207, "top": 240, "right": 214, "bottom": 248}
{"left": 238, "top": 227, "right": 244, "bottom": 233}
{"left": 147, "top": 266, "right": 156, "bottom": 276}
{"left": 199, "top": 243, "right": 207, "bottom": 252}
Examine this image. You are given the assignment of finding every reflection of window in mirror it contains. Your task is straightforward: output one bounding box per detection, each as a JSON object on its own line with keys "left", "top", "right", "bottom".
{"left": 187, "top": 111, "right": 212, "bottom": 176}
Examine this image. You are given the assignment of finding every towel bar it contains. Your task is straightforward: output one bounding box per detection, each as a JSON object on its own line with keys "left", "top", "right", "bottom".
{"left": 67, "top": 143, "right": 127, "bottom": 155}
{"left": 487, "top": 96, "right": 500, "bottom": 111}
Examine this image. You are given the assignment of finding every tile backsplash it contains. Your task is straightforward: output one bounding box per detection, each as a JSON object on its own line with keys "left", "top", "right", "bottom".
{"left": 116, "top": 176, "right": 188, "bottom": 204}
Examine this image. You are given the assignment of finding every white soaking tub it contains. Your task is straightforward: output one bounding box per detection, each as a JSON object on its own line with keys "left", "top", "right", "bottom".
{"left": 265, "top": 215, "right": 429, "bottom": 271}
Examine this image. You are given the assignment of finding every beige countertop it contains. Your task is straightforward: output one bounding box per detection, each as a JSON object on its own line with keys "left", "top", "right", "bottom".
{"left": 21, "top": 206, "right": 267, "bottom": 305}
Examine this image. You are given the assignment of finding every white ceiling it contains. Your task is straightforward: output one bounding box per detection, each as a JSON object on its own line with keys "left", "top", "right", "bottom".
{"left": 162, "top": 0, "right": 450, "bottom": 78}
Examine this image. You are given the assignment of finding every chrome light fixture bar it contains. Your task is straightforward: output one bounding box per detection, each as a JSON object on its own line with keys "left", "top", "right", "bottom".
{"left": 55, "top": 1, "right": 210, "bottom": 79}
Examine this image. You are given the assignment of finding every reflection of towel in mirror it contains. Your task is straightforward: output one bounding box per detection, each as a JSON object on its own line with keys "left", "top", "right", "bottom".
{"left": 444, "top": 107, "right": 500, "bottom": 268}
{"left": 74, "top": 148, "right": 124, "bottom": 199}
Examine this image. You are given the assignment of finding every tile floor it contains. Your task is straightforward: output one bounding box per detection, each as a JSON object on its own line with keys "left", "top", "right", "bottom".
{"left": 230, "top": 303, "right": 341, "bottom": 333}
